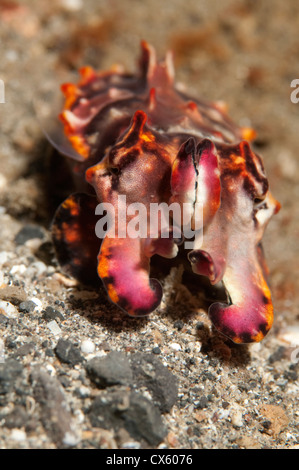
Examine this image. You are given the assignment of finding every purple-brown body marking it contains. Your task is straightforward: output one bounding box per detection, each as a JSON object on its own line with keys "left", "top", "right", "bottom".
{"left": 50, "top": 41, "right": 280, "bottom": 344}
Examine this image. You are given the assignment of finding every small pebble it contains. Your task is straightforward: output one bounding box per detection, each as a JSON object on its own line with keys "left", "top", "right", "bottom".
{"left": 169, "top": 342, "right": 181, "bottom": 351}
{"left": 27, "top": 261, "right": 47, "bottom": 276}
{"left": 55, "top": 338, "right": 84, "bottom": 365}
{"left": 76, "top": 385, "right": 91, "bottom": 398}
{"left": 80, "top": 339, "right": 95, "bottom": 354}
{"left": 231, "top": 410, "right": 243, "bottom": 427}
{"left": 19, "top": 301, "right": 37, "bottom": 314}
{"left": 47, "top": 320, "right": 62, "bottom": 336}
{"left": 30, "top": 297, "right": 43, "bottom": 310}
{"left": 196, "top": 396, "right": 209, "bottom": 409}
{"left": 278, "top": 326, "right": 299, "bottom": 346}
{"left": 45, "top": 364, "right": 57, "bottom": 376}
{"left": 152, "top": 346, "right": 161, "bottom": 355}
{"left": 10, "top": 429, "right": 27, "bottom": 442}
{"left": 173, "top": 320, "right": 184, "bottom": 330}
{"left": 0, "top": 300, "right": 18, "bottom": 318}
{"left": 86, "top": 351, "right": 132, "bottom": 387}
{"left": 62, "top": 430, "right": 81, "bottom": 447}
{"left": 10, "top": 264, "right": 27, "bottom": 275}
{"left": 42, "top": 306, "right": 64, "bottom": 322}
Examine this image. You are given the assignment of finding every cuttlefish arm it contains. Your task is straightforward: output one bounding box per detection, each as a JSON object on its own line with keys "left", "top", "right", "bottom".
{"left": 91, "top": 110, "right": 179, "bottom": 316}
{"left": 208, "top": 244, "right": 274, "bottom": 344}
{"left": 98, "top": 231, "right": 179, "bottom": 316}
{"left": 98, "top": 235, "right": 162, "bottom": 316}
{"left": 190, "top": 187, "right": 280, "bottom": 343}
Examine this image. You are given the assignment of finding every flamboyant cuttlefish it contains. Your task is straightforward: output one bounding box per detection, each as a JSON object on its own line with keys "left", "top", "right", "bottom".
{"left": 45, "top": 41, "right": 280, "bottom": 344}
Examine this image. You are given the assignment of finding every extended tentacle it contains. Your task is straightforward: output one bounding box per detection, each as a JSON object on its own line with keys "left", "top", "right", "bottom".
{"left": 208, "top": 244, "right": 274, "bottom": 343}
{"left": 98, "top": 235, "right": 163, "bottom": 316}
